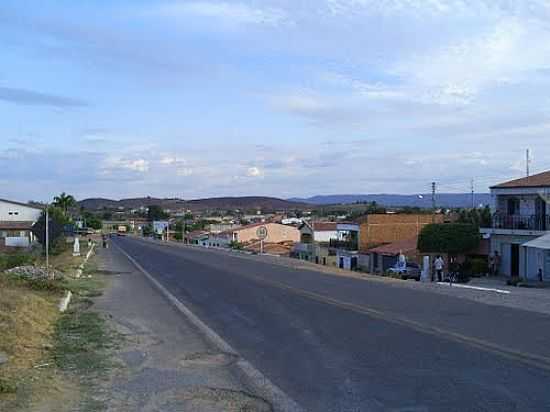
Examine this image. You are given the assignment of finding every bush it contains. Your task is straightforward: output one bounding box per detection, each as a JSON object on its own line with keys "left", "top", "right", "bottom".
{"left": 469, "top": 257, "right": 488, "bottom": 276}
{"left": 507, "top": 276, "right": 524, "bottom": 286}
{"left": 418, "top": 224, "right": 480, "bottom": 254}
{"left": 0, "top": 253, "right": 34, "bottom": 271}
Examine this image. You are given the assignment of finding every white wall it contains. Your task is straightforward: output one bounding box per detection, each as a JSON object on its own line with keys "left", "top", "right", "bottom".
{"left": 0, "top": 200, "right": 42, "bottom": 222}
{"left": 314, "top": 230, "right": 338, "bottom": 242}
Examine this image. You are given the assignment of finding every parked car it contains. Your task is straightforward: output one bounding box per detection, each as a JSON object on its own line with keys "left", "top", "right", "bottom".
{"left": 388, "top": 262, "right": 421, "bottom": 281}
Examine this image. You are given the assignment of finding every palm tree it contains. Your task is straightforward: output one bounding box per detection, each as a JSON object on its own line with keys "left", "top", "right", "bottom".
{"left": 53, "top": 192, "right": 76, "bottom": 214}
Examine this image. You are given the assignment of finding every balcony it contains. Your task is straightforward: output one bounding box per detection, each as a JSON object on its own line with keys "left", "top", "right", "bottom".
{"left": 492, "top": 214, "right": 550, "bottom": 231}
{"left": 329, "top": 239, "right": 358, "bottom": 251}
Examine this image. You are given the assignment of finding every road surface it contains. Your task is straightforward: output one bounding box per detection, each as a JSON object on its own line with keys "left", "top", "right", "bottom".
{"left": 112, "top": 236, "right": 550, "bottom": 411}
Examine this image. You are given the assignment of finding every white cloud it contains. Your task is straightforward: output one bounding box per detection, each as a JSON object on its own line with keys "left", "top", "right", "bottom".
{"left": 246, "top": 166, "right": 263, "bottom": 177}
{"left": 160, "top": 155, "right": 186, "bottom": 165}
{"left": 157, "top": 2, "right": 287, "bottom": 26}
{"left": 271, "top": 93, "right": 330, "bottom": 115}
{"left": 177, "top": 167, "right": 193, "bottom": 176}
{"left": 102, "top": 157, "right": 150, "bottom": 173}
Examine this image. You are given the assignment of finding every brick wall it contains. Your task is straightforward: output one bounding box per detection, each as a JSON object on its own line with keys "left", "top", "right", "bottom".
{"left": 359, "top": 214, "right": 443, "bottom": 252}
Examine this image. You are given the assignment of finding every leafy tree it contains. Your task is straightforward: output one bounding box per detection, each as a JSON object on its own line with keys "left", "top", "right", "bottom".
{"left": 142, "top": 224, "right": 153, "bottom": 236}
{"left": 53, "top": 192, "right": 76, "bottom": 215}
{"left": 456, "top": 206, "right": 492, "bottom": 228}
{"left": 147, "top": 205, "right": 169, "bottom": 221}
{"left": 87, "top": 216, "right": 103, "bottom": 230}
{"left": 32, "top": 207, "right": 67, "bottom": 253}
{"left": 418, "top": 223, "right": 480, "bottom": 255}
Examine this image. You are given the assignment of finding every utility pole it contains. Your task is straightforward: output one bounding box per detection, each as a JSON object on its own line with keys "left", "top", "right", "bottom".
{"left": 431, "top": 182, "right": 437, "bottom": 223}
{"left": 471, "top": 179, "right": 475, "bottom": 209}
{"left": 526, "top": 149, "right": 531, "bottom": 179}
{"left": 45, "top": 204, "right": 49, "bottom": 277}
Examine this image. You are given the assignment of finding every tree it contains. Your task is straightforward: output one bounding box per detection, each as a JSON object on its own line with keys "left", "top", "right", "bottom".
{"left": 418, "top": 223, "right": 480, "bottom": 255}
{"left": 147, "top": 205, "right": 169, "bottom": 221}
{"left": 456, "top": 206, "right": 492, "bottom": 228}
{"left": 53, "top": 192, "right": 76, "bottom": 215}
{"left": 32, "top": 207, "right": 66, "bottom": 253}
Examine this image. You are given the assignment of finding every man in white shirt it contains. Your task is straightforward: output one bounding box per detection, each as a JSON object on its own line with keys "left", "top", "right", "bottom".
{"left": 434, "top": 255, "right": 445, "bottom": 282}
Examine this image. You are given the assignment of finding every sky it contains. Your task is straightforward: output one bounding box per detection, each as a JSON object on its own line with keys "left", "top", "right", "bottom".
{"left": 2, "top": 0, "right": 550, "bottom": 202}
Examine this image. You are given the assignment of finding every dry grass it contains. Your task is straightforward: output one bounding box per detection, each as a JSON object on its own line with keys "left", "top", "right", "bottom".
{"left": 0, "top": 275, "right": 61, "bottom": 412}
{"left": 0, "top": 244, "right": 106, "bottom": 411}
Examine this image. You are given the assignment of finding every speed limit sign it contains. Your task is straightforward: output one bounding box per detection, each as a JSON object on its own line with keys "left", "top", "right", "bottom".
{"left": 256, "top": 226, "right": 268, "bottom": 240}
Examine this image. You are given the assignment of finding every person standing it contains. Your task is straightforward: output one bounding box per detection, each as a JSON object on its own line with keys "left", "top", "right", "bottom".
{"left": 488, "top": 253, "right": 495, "bottom": 276}
{"left": 493, "top": 250, "right": 501, "bottom": 276}
{"left": 434, "top": 255, "right": 445, "bottom": 282}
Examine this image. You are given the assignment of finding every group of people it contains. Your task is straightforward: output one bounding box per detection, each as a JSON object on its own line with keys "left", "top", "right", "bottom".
{"left": 430, "top": 251, "right": 501, "bottom": 282}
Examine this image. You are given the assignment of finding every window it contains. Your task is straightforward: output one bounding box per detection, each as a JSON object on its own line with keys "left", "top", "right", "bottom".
{"left": 507, "top": 198, "right": 520, "bottom": 215}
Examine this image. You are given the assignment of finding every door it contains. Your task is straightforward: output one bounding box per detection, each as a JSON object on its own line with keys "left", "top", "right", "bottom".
{"left": 339, "top": 257, "right": 344, "bottom": 269}
{"left": 511, "top": 244, "right": 520, "bottom": 277}
{"left": 535, "top": 197, "right": 547, "bottom": 230}
{"left": 545, "top": 251, "right": 550, "bottom": 280}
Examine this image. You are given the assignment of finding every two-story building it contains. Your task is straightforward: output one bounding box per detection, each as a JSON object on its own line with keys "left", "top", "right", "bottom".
{"left": 293, "top": 221, "right": 360, "bottom": 269}
{"left": 481, "top": 171, "right": 550, "bottom": 280}
{"left": 0, "top": 198, "right": 43, "bottom": 248}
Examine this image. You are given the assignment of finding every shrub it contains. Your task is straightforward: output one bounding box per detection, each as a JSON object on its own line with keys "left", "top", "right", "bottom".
{"left": 0, "top": 253, "right": 34, "bottom": 271}
{"left": 418, "top": 224, "right": 480, "bottom": 254}
{"left": 507, "top": 276, "right": 524, "bottom": 286}
{"left": 469, "top": 257, "right": 488, "bottom": 276}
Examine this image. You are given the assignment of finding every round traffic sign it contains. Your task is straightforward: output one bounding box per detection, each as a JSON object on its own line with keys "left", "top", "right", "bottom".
{"left": 256, "top": 226, "right": 268, "bottom": 240}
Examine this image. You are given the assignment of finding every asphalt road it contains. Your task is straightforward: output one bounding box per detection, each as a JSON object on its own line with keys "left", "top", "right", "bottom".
{"left": 113, "top": 236, "right": 550, "bottom": 412}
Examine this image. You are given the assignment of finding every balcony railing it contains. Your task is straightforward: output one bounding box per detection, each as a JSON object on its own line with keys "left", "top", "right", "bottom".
{"left": 492, "top": 214, "right": 550, "bottom": 231}
{"left": 329, "top": 239, "right": 358, "bottom": 251}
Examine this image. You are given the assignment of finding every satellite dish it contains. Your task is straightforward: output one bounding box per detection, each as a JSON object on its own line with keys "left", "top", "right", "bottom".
{"left": 418, "top": 195, "right": 424, "bottom": 199}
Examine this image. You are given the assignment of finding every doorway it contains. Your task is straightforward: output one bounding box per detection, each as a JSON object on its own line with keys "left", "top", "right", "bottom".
{"left": 511, "top": 244, "right": 520, "bottom": 277}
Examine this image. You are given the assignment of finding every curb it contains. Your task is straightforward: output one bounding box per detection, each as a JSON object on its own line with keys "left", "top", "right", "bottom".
{"left": 59, "top": 291, "right": 72, "bottom": 312}
{"left": 112, "top": 240, "right": 304, "bottom": 412}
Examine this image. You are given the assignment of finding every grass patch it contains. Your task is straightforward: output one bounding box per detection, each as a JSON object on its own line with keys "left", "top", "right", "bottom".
{"left": 54, "top": 311, "right": 115, "bottom": 375}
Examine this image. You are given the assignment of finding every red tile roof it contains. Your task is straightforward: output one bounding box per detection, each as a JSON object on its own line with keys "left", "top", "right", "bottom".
{"left": 366, "top": 237, "right": 418, "bottom": 256}
{"left": 491, "top": 170, "right": 550, "bottom": 189}
{"left": 311, "top": 222, "right": 338, "bottom": 231}
{"left": 0, "top": 221, "right": 34, "bottom": 230}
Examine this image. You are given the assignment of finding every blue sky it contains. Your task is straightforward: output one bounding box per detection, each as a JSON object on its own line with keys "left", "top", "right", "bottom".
{"left": 2, "top": 0, "right": 550, "bottom": 202}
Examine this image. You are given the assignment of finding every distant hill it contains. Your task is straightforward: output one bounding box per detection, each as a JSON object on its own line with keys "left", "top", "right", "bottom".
{"left": 288, "top": 193, "right": 492, "bottom": 208}
{"left": 78, "top": 196, "right": 306, "bottom": 212}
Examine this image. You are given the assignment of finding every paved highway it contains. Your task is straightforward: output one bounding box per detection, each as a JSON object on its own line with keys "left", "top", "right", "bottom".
{"left": 113, "top": 236, "right": 550, "bottom": 411}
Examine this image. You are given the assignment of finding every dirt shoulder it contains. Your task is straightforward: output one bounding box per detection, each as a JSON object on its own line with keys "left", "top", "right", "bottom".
{"left": 0, "top": 243, "right": 117, "bottom": 412}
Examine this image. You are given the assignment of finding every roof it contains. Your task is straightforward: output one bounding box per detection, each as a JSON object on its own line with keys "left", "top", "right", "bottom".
{"left": 0, "top": 199, "right": 43, "bottom": 210}
{"left": 0, "top": 221, "right": 34, "bottom": 230}
{"left": 299, "top": 221, "right": 338, "bottom": 232}
{"left": 366, "top": 237, "right": 418, "bottom": 256}
{"left": 491, "top": 170, "right": 550, "bottom": 189}
{"left": 523, "top": 233, "right": 550, "bottom": 250}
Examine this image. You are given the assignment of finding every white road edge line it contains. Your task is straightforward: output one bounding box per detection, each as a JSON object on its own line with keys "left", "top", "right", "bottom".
{"left": 436, "top": 282, "right": 511, "bottom": 294}
{"left": 112, "top": 241, "right": 304, "bottom": 412}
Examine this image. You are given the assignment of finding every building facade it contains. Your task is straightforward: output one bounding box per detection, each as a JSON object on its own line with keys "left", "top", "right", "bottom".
{"left": 0, "top": 199, "right": 43, "bottom": 248}
{"left": 481, "top": 171, "right": 550, "bottom": 280}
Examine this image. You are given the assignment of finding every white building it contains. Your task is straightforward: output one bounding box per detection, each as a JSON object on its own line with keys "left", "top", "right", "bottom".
{"left": 0, "top": 199, "right": 43, "bottom": 248}
{"left": 481, "top": 171, "right": 550, "bottom": 280}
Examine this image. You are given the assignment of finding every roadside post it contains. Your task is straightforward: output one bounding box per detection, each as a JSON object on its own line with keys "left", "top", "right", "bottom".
{"left": 256, "top": 226, "right": 268, "bottom": 254}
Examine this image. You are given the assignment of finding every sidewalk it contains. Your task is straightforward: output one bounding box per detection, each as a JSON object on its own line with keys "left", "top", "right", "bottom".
{"left": 92, "top": 244, "right": 273, "bottom": 411}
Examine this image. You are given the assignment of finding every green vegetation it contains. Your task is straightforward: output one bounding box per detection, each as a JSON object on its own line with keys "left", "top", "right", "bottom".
{"left": 0, "top": 253, "right": 35, "bottom": 271}
{"left": 53, "top": 192, "right": 76, "bottom": 215}
{"left": 456, "top": 206, "right": 492, "bottom": 228}
{"left": 418, "top": 223, "right": 481, "bottom": 254}
{"left": 147, "top": 205, "right": 169, "bottom": 221}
